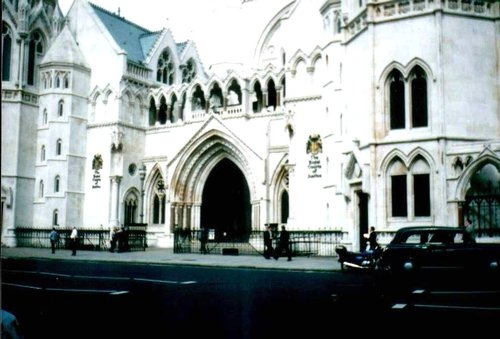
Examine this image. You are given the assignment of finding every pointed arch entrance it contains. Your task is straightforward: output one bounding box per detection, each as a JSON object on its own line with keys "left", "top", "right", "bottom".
{"left": 201, "top": 158, "right": 251, "bottom": 241}
{"left": 170, "top": 130, "right": 258, "bottom": 239}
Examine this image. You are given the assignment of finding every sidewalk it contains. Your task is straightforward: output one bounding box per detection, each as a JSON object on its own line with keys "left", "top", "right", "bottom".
{"left": 0, "top": 247, "right": 341, "bottom": 272}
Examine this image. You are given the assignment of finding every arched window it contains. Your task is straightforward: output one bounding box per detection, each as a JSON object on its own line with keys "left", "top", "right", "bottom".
{"left": 28, "top": 31, "right": 44, "bottom": 86}
{"left": 2, "top": 22, "right": 12, "bottom": 81}
{"left": 267, "top": 79, "right": 277, "bottom": 110}
{"left": 42, "top": 109, "right": 48, "bottom": 125}
{"left": 124, "top": 192, "right": 138, "bottom": 226}
{"left": 156, "top": 49, "right": 175, "bottom": 85}
{"left": 192, "top": 85, "right": 206, "bottom": 111}
{"left": 227, "top": 79, "right": 242, "bottom": 106}
{"left": 281, "top": 77, "right": 286, "bottom": 99}
{"left": 152, "top": 179, "right": 166, "bottom": 224}
{"left": 56, "top": 139, "right": 62, "bottom": 155}
{"left": 149, "top": 98, "right": 157, "bottom": 126}
{"left": 39, "top": 180, "right": 44, "bottom": 198}
{"left": 58, "top": 100, "right": 64, "bottom": 117}
{"left": 53, "top": 209, "right": 59, "bottom": 226}
{"left": 389, "top": 69, "right": 405, "bottom": 130}
{"left": 387, "top": 156, "right": 431, "bottom": 219}
{"left": 208, "top": 83, "right": 223, "bottom": 112}
{"left": 54, "top": 175, "right": 60, "bottom": 193}
{"left": 181, "top": 58, "right": 196, "bottom": 83}
{"left": 410, "top": 66, "right": 428, "bottom": 128}
{"left": 158, "top": 96, "right": 167, "bottom": 124}
{"left": 63, "top": 73, "right": 70, "bottom": 88}
{"left": 41, "top": 145, "right": 46, "bottom": 161}
{"left": 55, "top": 73, "right": 61, "bottom": 88}
{"left": 389, "top": 159, "right": 408, "bottom": 217}
{"left": 252, "top": 81, "right": 263, "bottom": 113}
{"left": 281, "top": 190, "right": 289, "bottom": 224}
{"left": 169, "top": 94, "right": 177, "bottom": 123}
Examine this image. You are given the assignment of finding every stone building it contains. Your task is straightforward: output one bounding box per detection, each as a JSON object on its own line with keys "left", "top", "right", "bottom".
{"left": 2, "top": 0, "right": 499, "bottom": 251}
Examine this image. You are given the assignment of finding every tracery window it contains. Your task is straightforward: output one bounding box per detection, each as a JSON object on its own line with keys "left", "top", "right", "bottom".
{"left": 252, "top": 81, "right": 263, "bottom": 113}
{"left": 53, "top": 209, "right": 59, "bottom": 226}
{"left": 28, "top": 31, "right": 44, "bottom": 86}
{"left": 181, "top": 58, "right": 196, "bottom": 83}
{"left": 39, "top": 180, "right": 44, "bottom": 198}
{"left": 388, "top": 156, "right": 431, "bottom": 219}
{"left": 2, "top": 22, "right": 12, "bottom": 81}
{"left": 387, "top": 66, "right": 429, "bottom": 130}
{"left": 156, "top": 49, "right": 175, "bottom": 85}
{"left": 41, "top": 145, "right": 46, "bottom": 161}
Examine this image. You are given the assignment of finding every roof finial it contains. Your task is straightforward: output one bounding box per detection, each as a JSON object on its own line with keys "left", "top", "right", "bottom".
{"left": 118, "top": 7, "right": 121, "bottom": 17}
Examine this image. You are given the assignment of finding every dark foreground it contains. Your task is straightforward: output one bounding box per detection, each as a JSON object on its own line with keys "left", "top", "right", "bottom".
{"left": 2, "top": 258, "right": 499, "bottom": 338}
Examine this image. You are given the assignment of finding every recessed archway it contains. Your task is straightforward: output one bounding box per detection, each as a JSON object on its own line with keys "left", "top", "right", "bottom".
{"left": 201, "top": 158, "right": 251, "bottom": 241}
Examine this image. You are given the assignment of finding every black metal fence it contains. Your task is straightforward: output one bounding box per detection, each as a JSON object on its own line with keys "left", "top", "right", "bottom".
{"left": 14, "top": 226, "right": 147, "bottom": 252}
{"left": 174, "top": 229, "right": 344, "bottom": 257}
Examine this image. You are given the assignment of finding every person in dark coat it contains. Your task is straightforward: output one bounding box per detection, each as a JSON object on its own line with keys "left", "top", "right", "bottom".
{"left": 49, "top": 227, "right": 60, "bottom": 254}
{"left": 199, "top": 227, "right": 209, "bottom": 254}
{"left": 274, "top": 225, "right": 292, "bottom": 261}
{"left": 263, "top": 225, "right": 273, "bottom": 259}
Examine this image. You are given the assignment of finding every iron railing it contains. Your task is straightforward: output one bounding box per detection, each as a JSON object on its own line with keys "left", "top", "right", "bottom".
{"left": 14, "top": 227, "right": 147, "bottom": 252}
{"left": 174, "top": 229, "right": 344, "bottom": 257}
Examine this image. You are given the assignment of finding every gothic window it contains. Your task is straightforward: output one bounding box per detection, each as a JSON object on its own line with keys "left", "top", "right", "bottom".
{"left": 387, "top": 66, "right": 429, "bottom": 131}
{"left": 149, "top": 98, "right": 157, "bottom": 126}
{"left": 53, "top": 209, "right": 59, "bottom": 226}
{"left": 267, "top": 79, "right": 277, "bottom": 110}
{"left": 28, "top": 31, "right": 44, "bottom": 86}
{"left": 410, "top": 66, "right": 428, "bottom": 128}
{"left": 56, "top": 139, "right": 62, "bottom": 155}
{"left": 58, "top": 100, "right": 64, "bottom": 117}
{"left": 156, "top": 49, "right": 175, "bottom": 85}
{"left": 41, "top": 145, "right": 46, "bottom": 161}
{"left": 56, "top": 73, "right": 61, "bottom": 88}
{"left": 227, "top": 79, "right": 242, "bottom": 106}
{"left": 336, "top": 17, "right": 342, "bottom": 34}
{"left": 252, "top": 81, "right": 263, "bottom": 113}
{"left": 2, "top": 22, "right": 12, "bottom": 81}
{"left": 42, "top": 109, "right": 48, "bottom": 125}
{"left": 63, "top": 73, "right": 70, "bottom": 88}
{"left": 39, "top": 180, "right": 44, "bottom": 198}
{"left": 54, "top": 175, "right": 60, "bottom": 193}
{"left": 169, "top": 94, "right": 177, "bottom": 123}
{"left": 389, "top": 69, "right": 405, "bottom": 129}
{"left": 152, "top": 179, "right": 166, "bottom": 224}
{"left": 124, "top": 192, "right": 138, "bottom": 226}
{"left": 209, "top": 83, "right": 223, "bottom": 112}
{"left": 281, "top": 77, "right": 286, "bottom": 99}
{"left": 388, "top": 156, "right": 431, "bottom": 219}
{"left": 181, "top": 58, "right": 196, "bottom": 83}
{"left": 158, "top": 96, "right": 167, "bottom": 124}
{"left": 192, "top": 85, "right": 206, "bottom": 111}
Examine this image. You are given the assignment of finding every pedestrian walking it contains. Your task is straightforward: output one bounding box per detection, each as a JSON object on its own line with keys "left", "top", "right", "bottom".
{"left": 274, "top": 225, "right": 292, "bottom": 261}
{"left": 109, "top": 227, "right": 118, "bottom": 252}
{"left": 199, "top": 227, "right": 209, "bottom": 254}
{"left": 69, "top": 226, "right": 78, "bottom": 256}
{"left": 49, "top": 227, "right": 60, "bottom": 254}
{"left": 263, "top": 225, "right": 273, "bottom": 259}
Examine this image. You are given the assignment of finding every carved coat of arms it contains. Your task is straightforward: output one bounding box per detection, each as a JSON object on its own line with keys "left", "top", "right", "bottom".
{"left": 92, "top": 154, "right": 103, "bottom": 171}
{"left": 306, "top": 134, "right": 323, "bottom": 155}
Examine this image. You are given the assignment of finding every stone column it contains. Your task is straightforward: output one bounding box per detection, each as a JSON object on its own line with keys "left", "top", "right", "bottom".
{"left": 109, "top": 176, "right": 122, "bottom": 227}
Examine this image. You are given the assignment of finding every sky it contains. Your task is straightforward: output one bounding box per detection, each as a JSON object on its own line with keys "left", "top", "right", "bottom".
{"left": 57, "top": 0, "right": 250, "bottom": 66}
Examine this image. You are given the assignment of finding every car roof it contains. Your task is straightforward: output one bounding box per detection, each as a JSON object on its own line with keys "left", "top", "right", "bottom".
{"left": 395, "top": 226, "right": 462, "bottom": 233}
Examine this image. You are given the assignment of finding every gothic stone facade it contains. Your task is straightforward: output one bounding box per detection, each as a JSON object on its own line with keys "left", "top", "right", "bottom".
{"left": 2, "top": 0, "right": 499, "bottom": 251}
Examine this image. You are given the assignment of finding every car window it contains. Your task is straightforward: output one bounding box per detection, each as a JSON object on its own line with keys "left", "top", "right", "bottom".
{"left": 404, "top": 234, "right": 421, "bottom": 244}
{"left": 428, "top": 232, "right": 454, "bottom": 244}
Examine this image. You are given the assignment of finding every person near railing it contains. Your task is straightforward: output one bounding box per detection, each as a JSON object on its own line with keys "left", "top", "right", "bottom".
{"left": 49, "top": 227, "right": 60, "bottom": 254}
{"left": 69, "top": 226, "right": 78, "bottom": 256}
{"left": 274, "top": 225, "right": 292, "bottom": 261}
{"left": 263, "top": 225, "right": 273, "bottom": 259}
{"left": 199, "top": 227, "right": 209, "bottom": 254}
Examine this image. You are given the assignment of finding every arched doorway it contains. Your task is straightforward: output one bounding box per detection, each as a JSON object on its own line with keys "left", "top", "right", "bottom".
{"left": 201, "top": 158, "right": 251, "bottom": 241}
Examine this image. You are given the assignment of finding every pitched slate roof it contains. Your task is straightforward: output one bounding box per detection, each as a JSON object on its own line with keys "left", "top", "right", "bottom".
{"left": 89, "top": 3, "right": 192, "bottom": 66}
{"left": 90, "top": 2, "right": 161, "bottom": 64}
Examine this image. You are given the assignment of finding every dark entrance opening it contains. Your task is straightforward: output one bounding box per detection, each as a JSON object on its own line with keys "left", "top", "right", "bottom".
{"left": 201, "top": 158, "right": 251, "bottom": 241}
{"left": 357, "top": 191, "right": 369, "bottom": 251}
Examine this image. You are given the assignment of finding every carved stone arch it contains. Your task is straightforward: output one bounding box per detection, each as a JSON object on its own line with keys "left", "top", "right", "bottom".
{"left": 101, "top": 85, "right": 114, "bottom": 104}
{"left": 89, "top": 86, "right": 101, "bottom": 105}
{"left": 407, "top": 147, "right": 436, "bottom": 173}
{"left": 248, "top": 76, "right": 264, "bottom": 92}
{"left": 309, "top": 47, "right": 323, "bottom": 69}
{"left": 171, "top": 131, "right": 257, "bottom": 205}
{"left": 186, "top": 80, "right": 207, "bottom": 98}
{"left": 290, "top": 52, "right": 308, "bottom": 75}
{"left": 270, "top": 155, "right": 290, "bottom": 223}
{"left": 406, "top": 57, "right": 434, "bottom": 82}
{"left": 122, "top": 187, "right": 140, "bottom": 225}
{"left": 378, "top": 61, "right": 406, "bottom": 86}
{"left": 224, "top": 76, "right": 242, "bottom": 94}
{"left": 378, "top": 148, "right": 408, "bottom": 176}
{"left": 454, "top": 152, "right": 500, "bottom": 201}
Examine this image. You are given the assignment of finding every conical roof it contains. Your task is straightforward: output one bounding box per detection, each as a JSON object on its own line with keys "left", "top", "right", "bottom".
{"left": 41, "top": 23, "right": 90, "bottom": 69}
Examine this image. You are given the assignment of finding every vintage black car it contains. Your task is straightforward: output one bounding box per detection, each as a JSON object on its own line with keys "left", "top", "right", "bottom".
{"left": 377, "top": 226, "right": 500, "bottom": 274}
